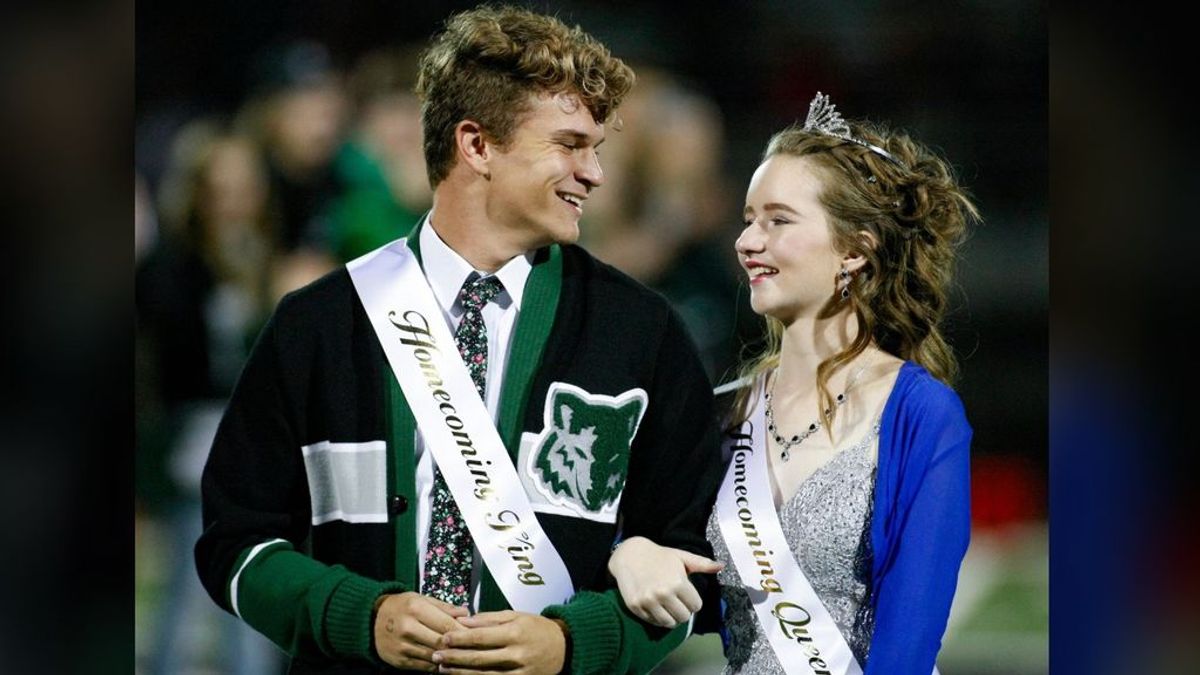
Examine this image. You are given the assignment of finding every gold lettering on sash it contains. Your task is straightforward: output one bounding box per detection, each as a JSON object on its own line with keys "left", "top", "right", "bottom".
{"left": 771, "top": 602, "right": 833, "bottom": 675}
{"left": 485, "top": 510, "right": 545, "bottom": 586}
{"left": 728, "top": 426, "right": 782, "bottom": 594}
{"left": 390, "top": 310, "right": 501, "bottom": 502}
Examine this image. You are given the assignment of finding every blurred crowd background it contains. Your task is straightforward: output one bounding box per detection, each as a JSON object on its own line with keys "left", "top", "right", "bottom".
{"left": 134, "top": 2, "right": 1046, "bottom": 673}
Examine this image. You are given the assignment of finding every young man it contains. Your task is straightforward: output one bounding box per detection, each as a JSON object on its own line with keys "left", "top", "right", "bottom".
{"left": 195, "top": 6, "right": 724, "bottom": 673}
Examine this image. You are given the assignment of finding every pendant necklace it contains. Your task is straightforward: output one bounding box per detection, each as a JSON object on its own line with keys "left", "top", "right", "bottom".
{"left": 764, "top": 356, "right": 873, "bottom": 462}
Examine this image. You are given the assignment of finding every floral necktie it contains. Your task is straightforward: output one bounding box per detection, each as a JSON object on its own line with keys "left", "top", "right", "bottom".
{"left": 421, "top": 274, "right": 504, "bottom": 607}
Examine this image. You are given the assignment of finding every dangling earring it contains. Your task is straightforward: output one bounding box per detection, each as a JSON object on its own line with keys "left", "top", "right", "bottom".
{"left": 838, "top": 267, "right": 852, "bottom": 300}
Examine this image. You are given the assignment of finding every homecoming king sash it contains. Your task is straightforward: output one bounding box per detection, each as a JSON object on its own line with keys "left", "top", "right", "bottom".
{"left": 716, "top": 380, "right": 938, "bottom": 675}
{"left": 348, "top": 239, "right": 573, "bottom": 612}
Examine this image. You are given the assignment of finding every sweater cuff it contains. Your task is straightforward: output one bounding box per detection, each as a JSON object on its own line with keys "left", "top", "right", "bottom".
{"left": 542, "top": 591, "right": 622, "bottom": 675}
{"left": 324, "top": 575, "right": 408, "bottom": 664}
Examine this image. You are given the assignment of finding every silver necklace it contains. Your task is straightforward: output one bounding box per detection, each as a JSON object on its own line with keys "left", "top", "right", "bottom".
{"left": 765, "top": 358, "right": 871, "bottom": 462}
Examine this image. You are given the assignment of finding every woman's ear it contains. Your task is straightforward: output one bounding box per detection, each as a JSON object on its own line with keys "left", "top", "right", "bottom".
{"left": 842, "top": 230, "right": 879, "bottom": 274}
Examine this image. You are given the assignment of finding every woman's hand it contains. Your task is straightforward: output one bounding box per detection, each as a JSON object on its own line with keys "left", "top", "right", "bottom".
{"left": 608, "top": 536, "right": 724, "bottom": 628}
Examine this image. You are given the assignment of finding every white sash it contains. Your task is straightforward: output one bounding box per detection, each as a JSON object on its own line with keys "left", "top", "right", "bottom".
{"left": 716, "top": 381, "right": 938, "bottom": 675}
{"left": 716, "top": 381, "right": 860, "bottom": 675}
{"left": 347, "top": 239, "right": 573, "bottom": 612}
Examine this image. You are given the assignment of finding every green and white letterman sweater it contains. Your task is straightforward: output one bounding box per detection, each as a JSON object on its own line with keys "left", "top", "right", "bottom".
{"left": 195, "top": 227, "right": 725, "bottom": 674}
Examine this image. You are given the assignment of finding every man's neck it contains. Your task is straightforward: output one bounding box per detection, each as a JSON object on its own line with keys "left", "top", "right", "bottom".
{"left": 428, "top": 194, "right": 530, "bottom": 274}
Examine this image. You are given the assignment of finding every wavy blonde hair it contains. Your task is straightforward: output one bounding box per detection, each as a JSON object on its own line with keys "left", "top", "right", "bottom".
{"left": 416, "top": 4, "right": 635, "bottom": 187}
{"left": 731, "top": 118, "right": 980, "bottom": 431}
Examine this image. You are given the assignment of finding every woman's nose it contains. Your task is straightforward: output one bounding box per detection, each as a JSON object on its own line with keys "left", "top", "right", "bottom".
{"left": 735, "top": 222, "right": 764, "bottom": 254}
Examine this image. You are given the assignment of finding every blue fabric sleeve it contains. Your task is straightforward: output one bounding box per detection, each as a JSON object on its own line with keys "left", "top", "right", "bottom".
{"left": 866, "top": 370, "right": 972, "bottom": 674}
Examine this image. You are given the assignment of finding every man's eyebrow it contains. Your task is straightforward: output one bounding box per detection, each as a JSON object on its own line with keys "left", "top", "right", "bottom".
{"left": 551, "top": 130, "right": 604, "bottom": 146}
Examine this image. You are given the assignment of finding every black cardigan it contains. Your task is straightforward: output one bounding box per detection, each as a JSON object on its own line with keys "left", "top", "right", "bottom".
{"left": 196, "top": 242, "right": 725, "bottom": 673}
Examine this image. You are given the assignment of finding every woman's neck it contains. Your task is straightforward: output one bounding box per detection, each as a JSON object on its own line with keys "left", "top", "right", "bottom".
{"left": 773, "top": 310, "right": 862, "bottom": 400}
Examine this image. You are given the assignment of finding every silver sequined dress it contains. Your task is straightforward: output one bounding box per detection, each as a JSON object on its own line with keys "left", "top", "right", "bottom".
{"left": 705, "top": 424, "right": 880, "bottom": 674}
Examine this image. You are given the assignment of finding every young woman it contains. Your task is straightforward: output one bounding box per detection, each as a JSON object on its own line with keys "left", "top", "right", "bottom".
{"left": 609, "top": 93, "right": 980, "bottom": 674}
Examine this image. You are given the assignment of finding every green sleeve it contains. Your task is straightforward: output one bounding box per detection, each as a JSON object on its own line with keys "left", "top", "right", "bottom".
{"left": 541, "top": 589, "right": 690, "bottom": 675}
{"left": 229, "top": 541, "right": 408, "bottom": 665}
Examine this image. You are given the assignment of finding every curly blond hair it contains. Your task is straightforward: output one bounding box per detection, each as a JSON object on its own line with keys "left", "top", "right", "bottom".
{"left": 416, "top": 4, "right": 635, "bottom": 187}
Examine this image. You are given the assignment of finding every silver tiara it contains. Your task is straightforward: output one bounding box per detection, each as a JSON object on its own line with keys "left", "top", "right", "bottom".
{"left": 803, "top": 92, "right": 906, "bottom": 169}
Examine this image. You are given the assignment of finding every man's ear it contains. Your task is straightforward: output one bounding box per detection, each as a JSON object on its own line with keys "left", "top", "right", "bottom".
{"left": 842, "top": 230, "right": 879, "bottom": 274}
{"left": 455, "top": 120, "right": 492, "bottom": 178}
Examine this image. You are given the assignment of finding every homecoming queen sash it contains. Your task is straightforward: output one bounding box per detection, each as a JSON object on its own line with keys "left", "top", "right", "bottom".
{"left": 716, "top": 381, "right": 938, "bottom": 675}
{"left": 347, "top": 239, "right": 573, "bottom": 612}
{"left": 718, "top": 381, "right": 860, "bottom": 675}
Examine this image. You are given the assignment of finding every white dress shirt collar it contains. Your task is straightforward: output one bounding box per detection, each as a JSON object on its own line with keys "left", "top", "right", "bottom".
{"left": 418, "top": 214, "right": 533, "bottom": 314}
